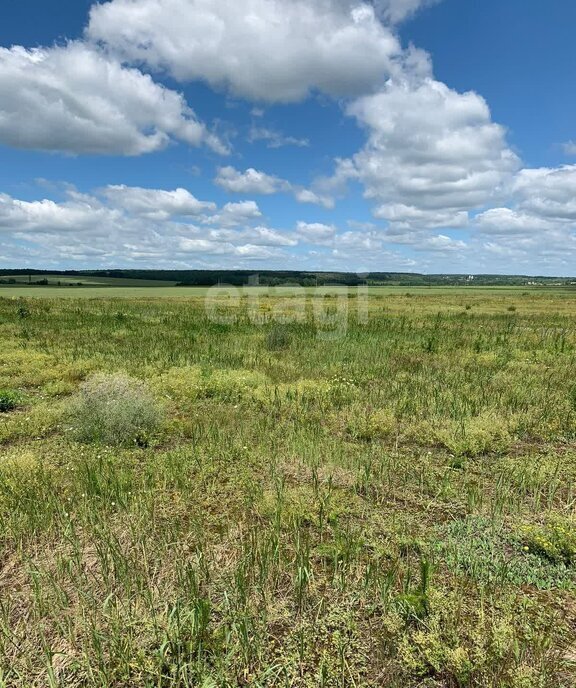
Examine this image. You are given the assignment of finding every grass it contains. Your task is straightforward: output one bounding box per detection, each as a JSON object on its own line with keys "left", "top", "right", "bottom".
{"left": 0, "top": 288, "right": 574, "bottom": 686}
{"left": 1, "top": 283, "right": 576, "bottom": 300}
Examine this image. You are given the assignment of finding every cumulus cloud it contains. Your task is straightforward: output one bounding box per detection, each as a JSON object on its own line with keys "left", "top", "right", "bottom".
{"left": 205, "top": 200, "right": 263, "bottom": 227}
{"left": 442, "top": 163, "right": 576, "bottom": 273}
{"left": 177, "top": 237, "right": 285, "bottom": 259}
{"left": 208, "top": 226, "right": 298, "bottom": 247}
{"left": 4, "top": 181, "right": 576, "bottom": 273}
{"left": 215, "top": 167, "right": 288, "bottom": 195}
{"left": 0, "top": 43, "right": 226, "bottom": 156}
{"left": 0, "top": 193, "right": 120, "bottom": 233}
{"left": 474, "top": 208, "right": 559, "bottom": 235}
{"left": 0, "top": 186, "right": 302, "bottom": 267}
{"left": 384, "top": 229, "right": 467, "bottom": 252}
{"left": 215, "top": 167, "right": 334, "bottom": 208}
{"left": 3, "top": 0, "right": 574, "bottom": 274}
{"left": 296, "top": 221, "right": 337, "bottom": 246}
{"left": 512, "top": 166, "right": 576, "bottom": 221}
{"left": 469, "top": 165, "right": 576, "bottom": 273}
{"left": 87, "top": 0, "right": 403, "bottom": 102}
{"left": 343, "top": 78, "right": 520, "bottom": 228}
{"left": 103, "top": 185, "right": 217, "bottom": 219}
{"left": 293, "top": 189, "right": 334, "bottom": 209}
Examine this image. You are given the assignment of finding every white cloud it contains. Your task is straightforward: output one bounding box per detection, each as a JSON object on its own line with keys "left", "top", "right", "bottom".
{"left": 512, "top": 166, "right": 576, "bottom": 221}
{"left": 103, "top": 185, "right": 217, "bottom": 219}
{"left": 384, "top": 229, "right": 467, "bottom": 252}
{"left": 474, "top": 226, "right": 576, "bottom": 273}
{"left": 0, "top": 186, "right": 300, "bottom": 267}
{"left": 215, "top": 167, "right": 288, "bottom": 195}
{"left": 177, "top": 237, "right": 284, "bottom": 259}
{"left": 87, "top": 0, "right": 403, "bottom": 102}
{"left": 296, "top": 221, "right": 337, "bottom": 246}
{"left": 4, "top": 182, "right": 576, "bottom": 274}
{"left": 248, "top": 126, "right": 309, "bottom": 149}
{"left": 336, "top": 230, "right": 384, "bottom": 251}
{"left": 468, "top": 165, "right": 576, "bottom": 271}
{"left": 0, "top": 192, "right": 119, "bottom": 233}
{"left": 475, "top": 208, "right": 559, "bottom": 235}
{"left": 215, "top": 167, "right": 334, "bottom": 208}
{"left": 207, "top": 226, "right": 298, "bottom": 247}
{"left": 206, "top": 200, "right": 263, "bottom": 227}
{"left": 375, "top": 204, "right": 469, "bottom": 229}
{"left": 562, "top": 141, "right": 576, "bottom": 156}
{"left": 293, "top": 189, "right": 334, "bottom": 209}
{"left": 344, "top": 78, "right": 520, "bottom": 228}
{"left": 0, "top": 43, "right": 226, "bottom": 156}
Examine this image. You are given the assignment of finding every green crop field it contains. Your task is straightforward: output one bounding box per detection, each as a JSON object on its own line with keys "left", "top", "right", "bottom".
{"left": 0, "top": 283, "right": 574, "bottom": 300}
{"left": 0, "top": 289, "right": 574, "bottom": 686}
{"left": 0, "top": 274, "right": 179, "bottom": 288}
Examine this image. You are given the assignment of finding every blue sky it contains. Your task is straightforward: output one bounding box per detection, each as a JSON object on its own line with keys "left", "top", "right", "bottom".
{"left": 1, "top": 0, "right": 575, "bottom": 274}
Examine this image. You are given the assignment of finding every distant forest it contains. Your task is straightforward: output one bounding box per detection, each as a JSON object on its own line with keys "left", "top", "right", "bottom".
{"left": 0, "top": 269, "right": 574, "bottom": 287}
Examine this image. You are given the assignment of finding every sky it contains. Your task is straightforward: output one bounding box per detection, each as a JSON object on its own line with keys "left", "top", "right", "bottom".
{"left": 1, "top": 0, "right": 575, "bottom": 275}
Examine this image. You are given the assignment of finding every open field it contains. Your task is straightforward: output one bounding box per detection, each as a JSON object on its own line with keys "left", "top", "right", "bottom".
{"left": 0, "top": 290, "right": 575, "bottom": 686}
{"left": 0, "top": 275, "right": 179, "bottom": 288}
{"left": 1, "top": 283, "right": 576, "bottom": 302}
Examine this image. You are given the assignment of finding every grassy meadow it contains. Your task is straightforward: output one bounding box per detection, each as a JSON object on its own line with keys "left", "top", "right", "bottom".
{"left": 0, "top": 287, "right": 575, "bottom": 686}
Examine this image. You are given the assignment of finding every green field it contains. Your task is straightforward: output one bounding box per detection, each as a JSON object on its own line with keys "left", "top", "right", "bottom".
{"left": 0, "top": 290, "right": 575, "bottom": 686}
{"left": 0, "top": 274, "right": 179, "bottom": 288}
{"left": 0, "top": 283, "right": 574, "bottom": 300}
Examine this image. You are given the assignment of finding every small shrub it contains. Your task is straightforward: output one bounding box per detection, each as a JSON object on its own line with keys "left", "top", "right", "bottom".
{"left": 70, "top": 373, "right": 163, "bottom": 446}
{"left": 507, "top": 305, "right": 517, "bottom": 312}
{"left": 0, "top": 389, "right": 20, "bottom": 413}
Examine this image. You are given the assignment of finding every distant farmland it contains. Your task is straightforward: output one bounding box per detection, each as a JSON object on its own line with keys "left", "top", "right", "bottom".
{"left": 0, "top": 273, "right": 179, "bottom": 287}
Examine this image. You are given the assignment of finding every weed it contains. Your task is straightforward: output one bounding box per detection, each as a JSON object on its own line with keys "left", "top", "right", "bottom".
{"left": 265, "top": 325, "right": 292, "bottom": 351}
{"left": 69, "top": 372, "right": 164, "bottom": 446}
{"left": 0, "top": 389, "right": 20, "bottom": 412}
{"left": 518, "top": 519, "right": 576, "bottom": 566}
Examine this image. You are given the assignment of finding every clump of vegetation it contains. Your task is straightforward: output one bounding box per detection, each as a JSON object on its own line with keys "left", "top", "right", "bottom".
{"left": 265, "top": 325, "right": 292, "bottom": 351}
{"left": 344, "top": 405, "right": 397, "bottom": 441}
{"left": 0, "top": 389, "right": 20, "bottom": 412}
{"left": 519, "top": 520, "right": 576, "bottom": 566}
{"left": 69, "top": 373, "right": 163, "bottom": 446}
{"left": 17, "top": 304, "right": 30, "bottom": 318}
{"left": 397, "top": 558, "right": 434, "bottom": 622}
{"left": 436, "top": 516, "right": 576, "bottom": 590}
